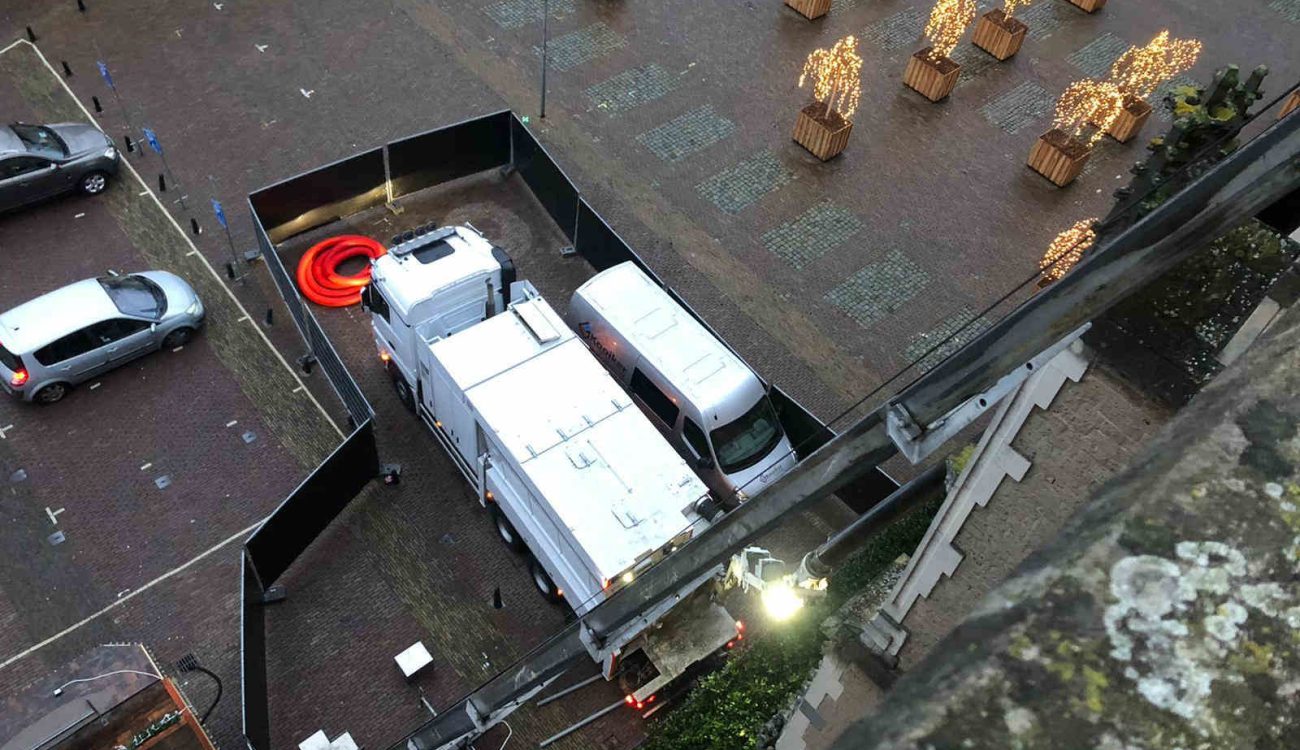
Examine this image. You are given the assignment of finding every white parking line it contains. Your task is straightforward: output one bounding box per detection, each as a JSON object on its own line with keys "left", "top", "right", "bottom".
{"left": 140, "top": 462, "right": 152, "bottom": 471}
{"left": 226, "top": 420, "right": 238, "bottom": 427}
{"left": 0, "top": 519, "right": 264, "bottom": 672}
{"left": 1, "top": 39, "right": 345, "bottom": 441}
{"left": 0, "top": 424, "right": 12, "bottom": 439}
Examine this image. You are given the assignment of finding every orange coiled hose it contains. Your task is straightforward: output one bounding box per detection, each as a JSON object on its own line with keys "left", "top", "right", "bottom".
{"left": 295, "top": 235, "right": 385, "bottom": 307}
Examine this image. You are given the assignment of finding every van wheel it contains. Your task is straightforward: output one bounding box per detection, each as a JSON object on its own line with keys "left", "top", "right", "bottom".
{"left": 529, "top": 556, "right": 562, "bottom": 603}
{"left": 392, "top": 375, "right": 416, "bottom": 413}
{"left": 79, "top": 171, "right": 109, "bottom": 195}
{"left": 34, "top": 383, "right": 69, "bottom": 404}
{"left": 490, "top": 504, "right": 525, "bottom": 553}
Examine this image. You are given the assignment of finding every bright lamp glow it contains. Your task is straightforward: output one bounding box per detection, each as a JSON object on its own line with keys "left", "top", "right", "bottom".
{"left": 761, "top": 584, "right": 804, "bottom": 621}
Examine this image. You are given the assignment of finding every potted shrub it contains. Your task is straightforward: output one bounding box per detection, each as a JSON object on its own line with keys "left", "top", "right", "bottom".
{"left": 785, "top": 0, "right": 831, "bottom": 21}
{"left": 972, "top": 0, "right": 1031, "bottom": 61}
{"left": 794, "top": 35, "right": 863, "bottom": 160}
{"left": 1104, "top": 30, "right": 1202, "bottom": 142}
{"left": 904, "top": 0, "right": 977, "bottom": 102}
{"left": 1066, "top": 0, "right": 1106, "bottom": 12}
{"left": 1028, "top": 79, "right": 1124, "bottom": 187}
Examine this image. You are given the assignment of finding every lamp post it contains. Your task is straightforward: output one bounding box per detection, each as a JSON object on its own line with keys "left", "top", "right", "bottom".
{"left": 540, "top": 0, "right": 549, "bottom": 119}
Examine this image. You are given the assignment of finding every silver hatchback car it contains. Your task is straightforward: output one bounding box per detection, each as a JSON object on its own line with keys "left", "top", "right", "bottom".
{"left": 0, "top": 272, "right": 205, "bottom": 404}
{"left": 0, "top": 122, "right": 120, "bottom": 213}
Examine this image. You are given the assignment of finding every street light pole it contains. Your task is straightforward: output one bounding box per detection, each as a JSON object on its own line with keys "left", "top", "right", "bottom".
{"left": 540, "top": 0, "right": 549, "bottom": 118}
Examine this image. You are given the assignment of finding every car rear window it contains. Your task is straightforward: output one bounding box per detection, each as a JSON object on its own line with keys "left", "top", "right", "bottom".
{"left": 0, "top": 341, "right": 21, "bottom": 372}
{"left": 98, "top": 275, "right": 167, "bottom": 319}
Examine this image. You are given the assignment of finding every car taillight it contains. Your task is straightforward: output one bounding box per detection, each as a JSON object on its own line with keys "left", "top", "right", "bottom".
{"left": 10, "top": 370, "right": 28, "bottom": 387}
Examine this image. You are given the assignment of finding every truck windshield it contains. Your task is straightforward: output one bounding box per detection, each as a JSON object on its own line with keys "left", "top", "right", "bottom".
{"left": 710, "top": 397, "right": 784, "bottom": 475}
{"left": 98, "top": 275, "right": 167, "bottom": 319}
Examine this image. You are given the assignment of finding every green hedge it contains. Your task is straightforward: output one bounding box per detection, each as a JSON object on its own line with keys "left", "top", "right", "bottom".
{"left": 643, "top": 495, "right": 944, "bottom": 750}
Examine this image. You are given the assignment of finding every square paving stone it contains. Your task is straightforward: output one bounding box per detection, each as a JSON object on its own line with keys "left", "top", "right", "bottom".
{"left": 825, "top": 249, "right": 930, "bottom": 328}
{"left": 950, "top": 44, "right": 1001, "bottom": 86}
{"left": 1271, "top": 0, "right": 1300, "bottom": 23}
{"left": 1015, "top": 2, "right": 1073, "bottom": 39}
{"left": 905, "top": 307, "right": 991, "bottom": 372}
{"left": 484, "top": 0, "right": 574, "bottom": 29}
{"left": 535, "top": 23, "right": 626, "bottom": 71}
{"left": 981, "top": 81, "right": 1054, "bottom": 134}
{"left": 696, "top": 151, "right": 794, "bottom": 215}
{"left": 762, "top": 201, "right": 863, "bottom": 270}
{"left": 863, "top": 8, "right": 926, "bottom": 52}
{"left": 1068, "top": 32, "right": 1129, "bottom": 78}
{"left": 637, "top": 105, "right": 736, "bottom": 162}
{"left": 586, "top": 64, "right": 678, "bottom": 114}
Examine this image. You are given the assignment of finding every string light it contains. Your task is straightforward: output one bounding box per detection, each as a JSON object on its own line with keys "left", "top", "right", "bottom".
{"left": 1053, "top": 79, "right": 1125, "bottom": 145}
{"left": 1109, "top": 30, "right": 1202, "bottom": 102}
{"left": 1040, "top": 219, "right": 1097, "bottom": 281}
{"left": 799, "top": 35, "right": 864, "bottom": 121}
{"left": 923, "top": 0, "right": 977, "bottom": 60}
{"left": 1002, "top": 0, "right": 1035, "bottom": 18}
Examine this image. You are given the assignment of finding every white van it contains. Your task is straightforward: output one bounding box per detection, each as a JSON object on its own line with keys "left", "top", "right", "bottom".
{"left": 569, "top": 262, "right": 797, "bottom": 503}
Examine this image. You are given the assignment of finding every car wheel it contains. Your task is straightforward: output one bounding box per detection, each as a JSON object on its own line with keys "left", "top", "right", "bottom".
{"left": 529, "top": 556, "right": 562, "bottom": 603}
{"left": 162, "top": 327, "right": 195, "bottom": 349}
{"left": 79, "top": 171, "right": 109, "bottom": 195}
{"left": 34, "top": 383, "right": 69, "bottom": 405}
{"left": 490, "top": 504, "right": 525, "bottom": 553}
{"left": 392, "top": 375, "right": 416, "bottom": 413}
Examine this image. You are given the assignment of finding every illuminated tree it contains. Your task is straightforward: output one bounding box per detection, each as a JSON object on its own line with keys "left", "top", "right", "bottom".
{"left": 799, "top": 35, "right": 864, "bottom": 121}
{"left": 1109, "top": 31, "right": 1202, "bottom": 102}
{"left": 1040, "top": 219, "right": 1097, "bottom": 282}
{"left": 1001, "top": 0, "right": 1034, "bottom": 18}
{"left": 924, "top": 0, "right": 977, "bottom": 60}
{"left": 1053, "top": 79, "right": 1125, "bottom": 145}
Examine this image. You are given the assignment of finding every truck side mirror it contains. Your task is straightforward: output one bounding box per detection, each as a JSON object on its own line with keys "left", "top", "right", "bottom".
{"left": 696, "top": 455, "right": 715, "bottom": 471}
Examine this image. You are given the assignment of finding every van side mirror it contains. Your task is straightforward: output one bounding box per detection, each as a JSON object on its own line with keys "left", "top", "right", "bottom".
{"left": 150, "top": 323, "right": 157, "bottom": 333}
{"left": 695, "top": 455, "right": 715, "bottom": 470}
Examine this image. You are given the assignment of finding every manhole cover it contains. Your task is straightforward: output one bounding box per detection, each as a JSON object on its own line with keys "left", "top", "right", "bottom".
{"left": 155, "top": 475, "right": 172, "bottom": 490}
{"left": 242, "top": 431, "right": 257, "bottom": 444}
{"left": 10, "top": 468, "right": 27, "bottom": 482}
{"left": 48, "top": 531, "right": 66, "bottom": 545}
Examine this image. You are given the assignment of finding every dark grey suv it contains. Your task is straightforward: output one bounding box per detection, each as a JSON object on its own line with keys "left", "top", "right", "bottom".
{"left": 0, "top": 122, "right": 120, "bottom": 212}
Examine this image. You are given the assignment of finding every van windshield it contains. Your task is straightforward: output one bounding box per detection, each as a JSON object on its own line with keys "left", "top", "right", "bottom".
{"left": 710, "top": 397, "right": 784, "bottom": 475}
{"left": 98, "top": 275, "right": 167, "bottom": 319}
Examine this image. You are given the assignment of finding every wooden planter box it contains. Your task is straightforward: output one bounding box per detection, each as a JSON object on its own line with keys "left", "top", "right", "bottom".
{"left": 972, "top": 10, "right": 1027, "bottom": 61}
{"left": 1280, "top": 90, "right": 1300, "bottom": 119}
{"left": 1105, "top": 96, "right": 1153, "bottom": 143}
{"left": 903, "top": 47, "right": 960, "bottom": 102}
{"left": 785, "top": 0, "right": 831, "bottom": 20}
{"left": 793, "top": 101, "right": 852, "bottom": 160}
{"left": 1028, "top": 129, "right": 1091, "bottom": 187}
{"left": 1066, "top": 0, "right": 1106, "bottom": 12}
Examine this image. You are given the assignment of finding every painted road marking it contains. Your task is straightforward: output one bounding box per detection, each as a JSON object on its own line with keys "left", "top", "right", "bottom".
{"left": 45, "top": 507, "right": 65, "bottom": 525}
{"left": 0, "top": 519, "right": 264, "bottom": 672}
{"left": 226, "top": 420, "right": 239, "bottom": 427}
{"left": 0, "top": 424, "right": 13, "bottom": 439}
{"left": 89, "top": 382, "right": 101, "bottom": 390}
{"left": 140, "top": 462, "right": 152, "bottom": 471}
{"left": 74, "top": 212, "right": 85, "bottom": 219}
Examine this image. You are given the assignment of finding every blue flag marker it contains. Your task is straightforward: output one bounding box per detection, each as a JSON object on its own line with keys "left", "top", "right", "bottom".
{"left": 143, "top": 128, "right": 163, "bottom": 155}
{"left": 96, "top": 61, "right": 114, "bottom": 89}
{"left": 212, "top": 199, "right": 228, "bottom": 230}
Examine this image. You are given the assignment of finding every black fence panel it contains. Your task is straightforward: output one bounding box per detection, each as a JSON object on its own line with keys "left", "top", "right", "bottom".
{"left": 245, "top": 421, "right": 379, "bottom": 585}
{"left": 573, "top": 199, "right": 653, "bottom": 275}
{"left": 511, "top": 116, "right": 579, "bottom": 240}
{"left": 305, "top": 309, "right": 373, "bottom": 426}
{"left": 250, "top": 148, "right": 387, "bottom": 243}
{"left": 389, "top": 112, "right": 512, "bottom": 200}
{"left": 241, "top": 552, "right": 271, "bottom": 750}
{"left": 251, "top": 205, "right": 308, "bottom": 339}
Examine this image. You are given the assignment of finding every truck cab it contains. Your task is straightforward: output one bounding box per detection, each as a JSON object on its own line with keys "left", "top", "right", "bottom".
{"left": 362, "top": 225, "right": 514, "bottom": 408}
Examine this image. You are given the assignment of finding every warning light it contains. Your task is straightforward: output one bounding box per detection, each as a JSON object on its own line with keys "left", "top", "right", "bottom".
{"left": 624, "top": 695, "right": 635, "bottom": 705}
{"left": 10, "top": 369, "right": 28, "bottom": 387}
{"left": 603, "top": 579, "right": 611, "bottom": 590}
{"left": 485, "top": 490, "right": 495, "bottom": 502}
{"left": 736, "top": 620, "right": 745, "bottom": 632}
{"left": 379, "top": 350, "right": 391, "bottom": 363}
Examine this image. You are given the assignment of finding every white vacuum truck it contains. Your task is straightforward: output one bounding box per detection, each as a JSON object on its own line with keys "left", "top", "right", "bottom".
{"left": 362, "top": 225, "right": 741, "bottom": 703}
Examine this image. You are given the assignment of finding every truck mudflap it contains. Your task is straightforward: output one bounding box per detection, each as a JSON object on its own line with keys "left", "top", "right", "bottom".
{"left": 632, "top": 600, "right": 740, "bottom": 702}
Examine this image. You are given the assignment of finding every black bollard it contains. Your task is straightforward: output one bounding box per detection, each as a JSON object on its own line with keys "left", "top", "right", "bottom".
{"left": 226, "top": 262, "right": 236, "bottom": 280}
{"left": 124, "top": 135, "right": 135, "bottom": 153}
{"left": 92, "top": 96, "right": 102, "bottom": 113}
{"left": 61, "top": 60, "right": 72, "bottom": 77}
{"left": 264, "top": 307, "right": 273, "bottom": 326}
{"left": 190, "top": 218, "right": 201, "bottom": 235}
{"left": 158, "top": 173, "right": 166, "bottom": 192}
{"left": 493, "top": 587, "right": 503, "bottom": 610}
{"left": 77, "top": 0, "right": 86, "bottom": 11}
{"left": 26, "top": 26, "right": 36, "bottom": 42}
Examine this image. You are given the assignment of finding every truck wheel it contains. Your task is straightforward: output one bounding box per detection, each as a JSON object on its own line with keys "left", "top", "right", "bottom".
{"left": 490, "top": 504, "right": 525, "bottom": 553}
{"left": 392, "top": 374, "right": 416, "bottom": 413}
{"left": 529, "top": 556, "right": 562, "bottom": 603}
